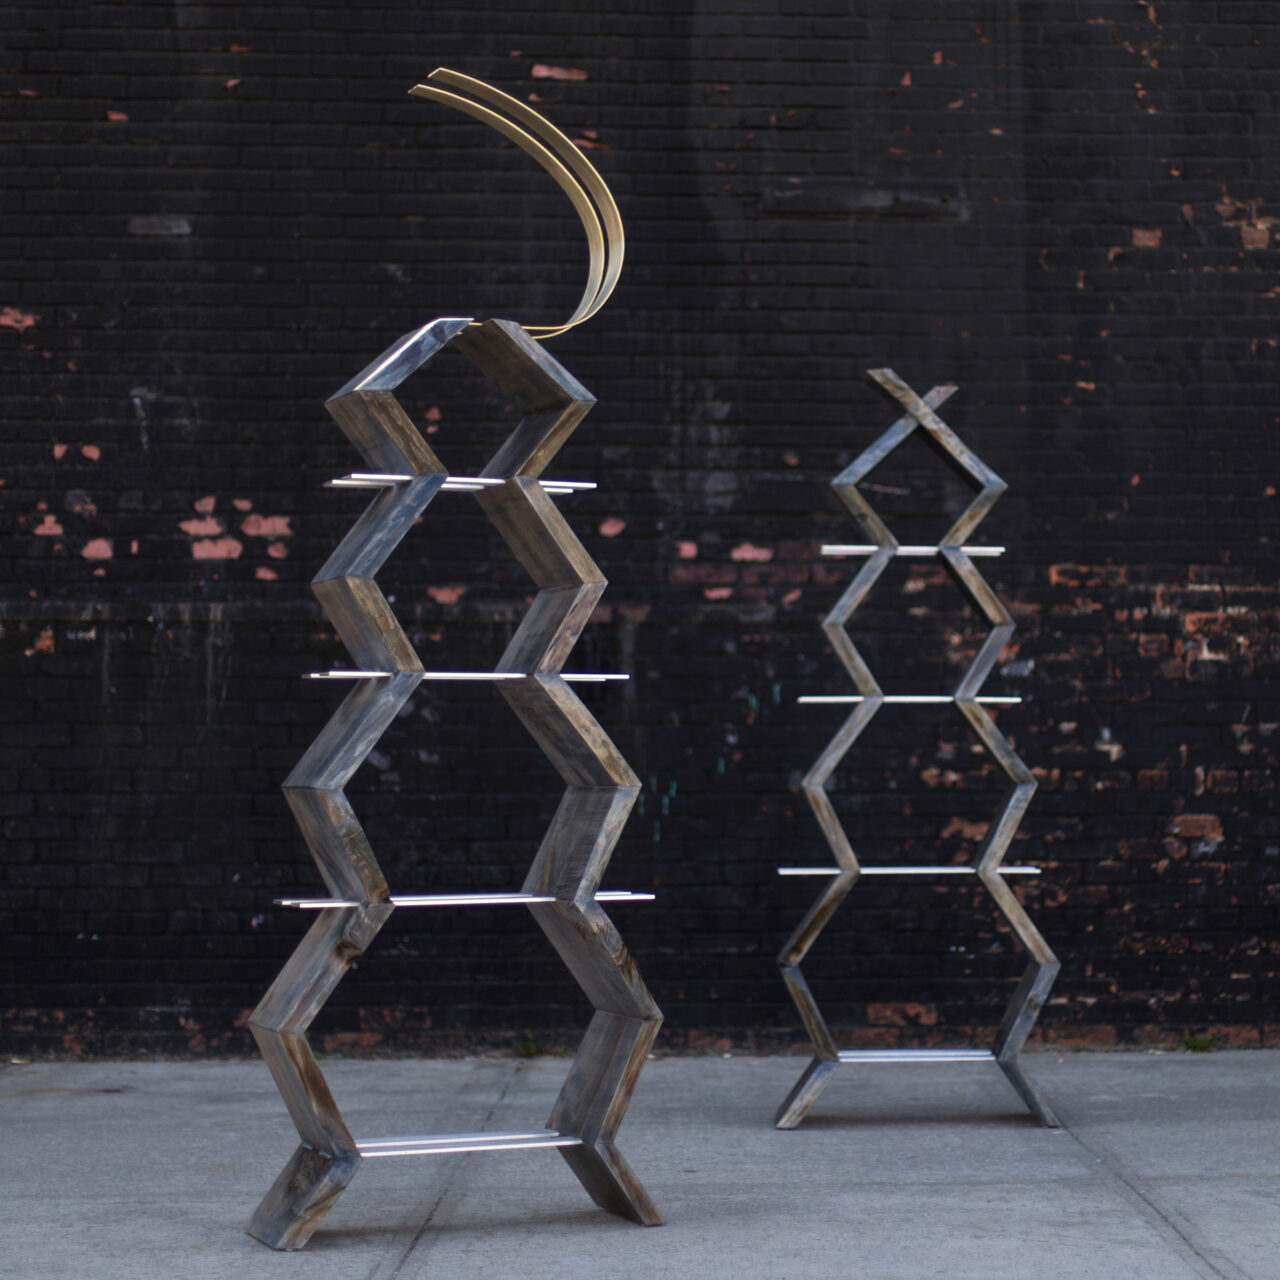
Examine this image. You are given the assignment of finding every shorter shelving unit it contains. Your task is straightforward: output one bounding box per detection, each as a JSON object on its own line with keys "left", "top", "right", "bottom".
{"left": 775, "top": 369, "right": 1060, "bottom": 1132}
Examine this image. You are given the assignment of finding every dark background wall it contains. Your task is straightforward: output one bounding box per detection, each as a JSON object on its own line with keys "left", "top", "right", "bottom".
{"left": 4, "top": 1, "right": 1277, "bottom": 1057}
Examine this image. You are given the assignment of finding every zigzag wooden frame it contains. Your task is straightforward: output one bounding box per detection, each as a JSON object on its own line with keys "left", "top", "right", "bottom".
{"left": 775, "top": 368, "right": 1060, "bottom": 1131}
{"left": 247, "top": 317, "right": 662, "bottom": 1249}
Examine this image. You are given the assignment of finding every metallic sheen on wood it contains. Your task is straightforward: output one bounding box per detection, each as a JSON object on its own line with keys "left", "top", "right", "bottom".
{"left": 776, "top": 369, "right": 1061, "bottom": 1131}
{"left": 247, "top": 317, "right": 661, "bottom": 1249}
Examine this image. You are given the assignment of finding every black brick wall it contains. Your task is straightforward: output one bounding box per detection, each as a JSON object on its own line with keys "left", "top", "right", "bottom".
{"left": 3, "top": 1, "right": 1277, "bottom": 1056}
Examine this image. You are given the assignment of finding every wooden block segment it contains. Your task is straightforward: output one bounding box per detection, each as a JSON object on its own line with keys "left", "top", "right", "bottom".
{"left": 246, "top": 1143, "right": 362, "bottom": 1251}
{"left": 549, "top": 1008, "right": 663, "bottom": 1224}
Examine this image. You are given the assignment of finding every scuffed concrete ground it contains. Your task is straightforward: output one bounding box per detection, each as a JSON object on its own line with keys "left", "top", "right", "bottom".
{"left": 1, "top": 1050, "right": 1276, "bottom": 1279}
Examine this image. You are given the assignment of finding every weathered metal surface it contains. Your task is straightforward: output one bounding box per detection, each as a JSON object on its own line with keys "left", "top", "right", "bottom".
{"left": 776, "top": 369, "right": 1060, "bottom": 1131}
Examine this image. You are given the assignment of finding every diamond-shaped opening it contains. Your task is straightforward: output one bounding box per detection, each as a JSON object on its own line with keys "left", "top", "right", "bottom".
{"left": 789, "top": 878, "right": 1046, "bottom": 1059}
{"left": 325, "top": 319, "right": 593, "bottom": 478}
{"left": 368, "top": 346, "right": 537, "bottom": 477}
{"left": 836, "top": 423, "right": 1000, "bottom": 549}
{"left": 785, "top": 696, "right": 1049, "bottom": 1049}
{"left": 824, "top": 556, "right": 1007, "bottom": 695}
{"left": 311, "top": 909, "right": 589, "bottom": 1050}
{"left": 810, "top": 704, "right": 1030, "bottom": 864}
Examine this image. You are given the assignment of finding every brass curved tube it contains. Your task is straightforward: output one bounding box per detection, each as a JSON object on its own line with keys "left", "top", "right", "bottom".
{"left": 410, "top": 67, "right": 624, "bottom": 339}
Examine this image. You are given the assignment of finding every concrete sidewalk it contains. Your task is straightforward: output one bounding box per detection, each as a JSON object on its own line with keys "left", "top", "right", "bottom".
{"left": 1, "top": 1050, "right": 1276, "bottom": 1280}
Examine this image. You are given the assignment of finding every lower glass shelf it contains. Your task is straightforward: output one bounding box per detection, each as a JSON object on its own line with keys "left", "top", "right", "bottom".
{"left": 358, "top": 1130, "right": 582, "bottom": 1158}
{"left": 275, "top": 890, "right": 655, "bottom": 909}
{"left": 837, "top": 1049, "right": 996, "bottom": 1064}
{"left": 776, "top": 866, "right": 1040, "bottom": 877}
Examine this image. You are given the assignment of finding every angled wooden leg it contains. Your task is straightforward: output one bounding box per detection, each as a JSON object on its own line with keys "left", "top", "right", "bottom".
{"left": 247, "top": 905, "right": 390, "bottom": 1248}
{"left": 775, "top": 1055, "right": 840, "bottom": 1130}
{"left": 549, "top": 1009, "right": 663, "bottom": 1224}
{"left": 993, "top": 955, "right": 1062, "bottom": 1128}
{"left": 247, "top": 1144, "right": 362, "bottom": 1251}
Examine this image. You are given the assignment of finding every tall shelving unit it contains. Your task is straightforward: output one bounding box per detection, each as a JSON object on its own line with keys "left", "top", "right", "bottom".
{"left": 775, "top": 368, "right": 1060, "bottom": 1131}
{"left": 247, "top": 317, "right": 663, "bottom": 1249}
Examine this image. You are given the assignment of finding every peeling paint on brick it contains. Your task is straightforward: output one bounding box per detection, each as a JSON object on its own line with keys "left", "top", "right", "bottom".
{"left": 531, "top": 63, "right": 588, "bottom": 81}
{"left": 179, "top": 516, "right": 222, "bottom": 537}
{"left": 239, "top": 514, "right": 292, "bottom": 538}
{"left": 0, "top": 306, "right": 39, "bottom": 331}
{"left": 3, "top": 4, "right": 1279, "bottom": 1056}
{"left": 191, "top": 537, "right": 243, "bottom": 560}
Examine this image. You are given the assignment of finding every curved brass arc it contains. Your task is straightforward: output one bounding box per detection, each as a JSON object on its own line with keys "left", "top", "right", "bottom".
{"left": 425, "top": 69, "right": 625, "bottom": 335}
{"left": 410, "top": 68, "right": 624, "bottom": 339}
{"left": 409, "top": 83, "right": 606, "bottom": 337}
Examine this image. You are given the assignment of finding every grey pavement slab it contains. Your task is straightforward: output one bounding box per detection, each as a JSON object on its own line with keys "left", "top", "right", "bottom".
{"left": 0, "top": 1050, "right": 1276, "bottom": 1279}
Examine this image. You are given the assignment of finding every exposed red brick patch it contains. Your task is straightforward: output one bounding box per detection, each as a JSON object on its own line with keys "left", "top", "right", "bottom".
{"left": 670, "top": 563, "right": 736, "bottom": 586}
{"left": 1167, "top": 814, "right": 1222, "bottom": 840}
{"left": 867, "top": 1002, "right": 937, "bottom": 1026}
{"left": 1132, "top": 227, "right": 1162, "bottom": 247}
{"left": 191, "top": 537, "right": 243, "bottom": 560}
{"left": 920, "top": 768, "right": 963, "bottom": 790}
{"left": 179, "top": 516, "right": 222, "bottom": 537}
{"left": 1048, "top": 563, "right": 1127, "bottom": 587}
{"left": 531, "top": 64, "right": 588, "bottom": 81}
{"left": 0, "top": 307, "right": 39, "bottom": 331}
{"left": 1043, "top": 1025, "right": 1119, "bottom": 1049}
{"left": 322, "top": 1031, "right": 385, "bottom": 1052}
{"left": 940, "top": 816, "right": 990, "bottom": 840}
{"left": 240, "top": 513, "right": 292, "bottom": 537}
